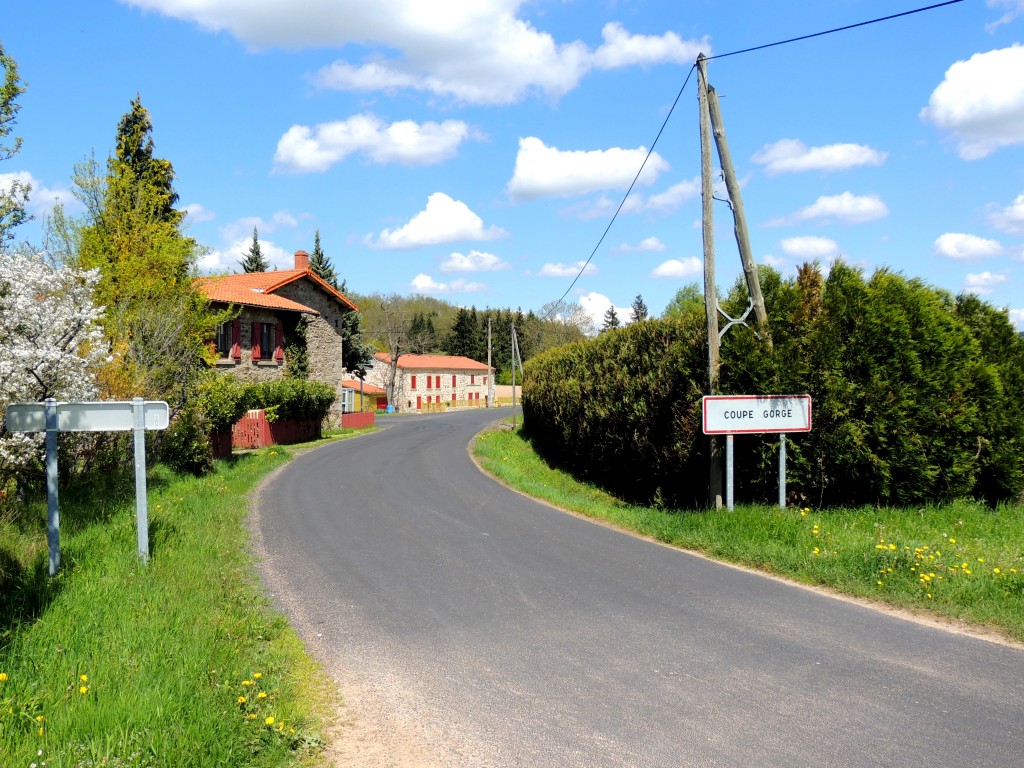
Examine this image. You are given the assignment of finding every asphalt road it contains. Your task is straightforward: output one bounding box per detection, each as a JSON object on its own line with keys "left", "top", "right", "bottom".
{"left": 256, "top": 408, "right": 1024, "bottom": 767}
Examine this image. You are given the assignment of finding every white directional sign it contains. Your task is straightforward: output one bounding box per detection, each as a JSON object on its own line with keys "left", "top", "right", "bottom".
{"left": 3, "top": 399, "right": 169, "bottom": 575}
{"left": 5, "top": 400, "right": 169, "bottom": 433}
{"left": 702, "top": 394, "right": 812, "bottom": 435}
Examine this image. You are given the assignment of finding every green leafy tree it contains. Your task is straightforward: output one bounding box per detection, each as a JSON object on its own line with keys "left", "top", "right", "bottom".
{"left": 630, "top": 294, "right": 649, "bottom": 323}
{"left": 239, "top": 226, "right": 268, "bottom": 273}
{"left": 0, "top": 41, "right": 30, "bottom": 247}
{"left": 663, "top": 283, "right": 704, "bottom": 320}
{"left": 309, "top": 229, "right": 337, "bottom": 287}
{"left": 72, "top": 96, "right": 226, "bottom": 408}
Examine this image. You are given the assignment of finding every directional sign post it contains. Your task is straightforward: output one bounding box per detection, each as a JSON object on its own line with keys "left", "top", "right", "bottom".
{"left": 702, "top": 395, "right": 812, "bottom": 511}
{"left": 4, "top": 398, "right": 169, "bottom": 575}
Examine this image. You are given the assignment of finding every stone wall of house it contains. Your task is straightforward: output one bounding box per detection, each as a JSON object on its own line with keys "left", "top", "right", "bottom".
{"left": 213, "top": 307, "right": 286, "bottom": 383}
{"left": 364, "top": 362, "right": 491, "bottom": 411}
{"left": 276, "top": 281, "right": 346, "bottom": 385}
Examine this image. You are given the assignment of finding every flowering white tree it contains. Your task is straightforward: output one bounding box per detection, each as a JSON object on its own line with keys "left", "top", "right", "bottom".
{"left": 0, "top": 250, "right": 106, "bottom": 473}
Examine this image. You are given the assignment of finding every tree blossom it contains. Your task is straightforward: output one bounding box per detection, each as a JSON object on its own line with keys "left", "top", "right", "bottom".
{"left": 0, "top": 250, "right": 106, "bottom": 474}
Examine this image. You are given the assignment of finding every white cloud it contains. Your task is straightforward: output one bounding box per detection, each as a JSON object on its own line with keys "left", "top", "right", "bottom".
{"left": 651, "top": 257, "right": 702, "bottom": 278}
{"left": 579, "top": 291, "right": 631, "bottom": 330}
{"left": 0, "top": 171, "right": 78, "bottom": 216}
{"left": 1009, "top": 308, "right": 1024, "bottom": 330}
{"left": 410, "top": 273, "right": 486, "bottom": 294}
{"left": 752, "top": 139, "right": 887, "bottom": 175}
{"left": 986, "top": 1, "right": 1024, "bottom": 33}
{"left": 767, "top": 192, "right": 888, "bottom": 226}
{"left": 199, "top": 235, "right": 295, "bottom": 273}
{"left": 184, "top": 203, "right": 216, "bottom": 223}
{"left": 538, "top": 261, "right": 597, "bottom": 278}
{"left": 506, "top": 137, "right": 668, "bottom": 201}
{"left": 440, "top": 250, "right": 509, "bottom": 272}
{"left": 988, "top": 192, "right": 1024, "bottom": 234}
{"left": 591, "top": 22, "right": 707, "bottom": 69}
{"left": 646, "top": 178, "right": 701, "bottom": 211}
{"left": 964, "top": 271, "right": 1008, "bottom": 295}
{"left": 372, "top": 193, "right": 508, "bottom": 249}
{"left": 920, "top": 45, "right": 1024, "bottom": 159}
{"left": 779, "top": 236, "right": 840, "bottom": 259}
{"left": 274, "top": 114, "right": 475, "bottom": 173}
{"left": 934, "top": 232, "right": 1004, "bottom": 260}
{"left": 615, "top": 236, "right": 666, "bottom": 253}
{"left": 123, "top": 2, "right": 705, "bottom": 106}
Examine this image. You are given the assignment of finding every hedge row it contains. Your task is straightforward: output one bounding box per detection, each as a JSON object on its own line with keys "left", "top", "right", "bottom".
{"left": 160, "top": 376, "right": 337, "bottom": 474}
{"left": 522, "top": 263, "right": 1024, "bottom": 508}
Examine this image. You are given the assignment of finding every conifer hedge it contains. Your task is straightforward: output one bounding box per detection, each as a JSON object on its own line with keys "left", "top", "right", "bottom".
{"left": 522, "top": 263, "right": 1024, "bottom": 508}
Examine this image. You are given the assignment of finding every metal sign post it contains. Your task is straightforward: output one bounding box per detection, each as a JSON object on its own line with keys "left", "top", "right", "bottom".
{"left": 702, "top": 395, "right": 812, "bottom": 511}
{"left": 4, "top": 398, "right": 169, "bottom": 574}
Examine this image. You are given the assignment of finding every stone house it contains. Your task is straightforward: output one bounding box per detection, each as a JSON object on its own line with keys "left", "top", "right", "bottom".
{"left": 366, "top": 352, "right": 492, "bottom": 411}
{"left": 197, "top": 250, "right": 358, "bottom": 394}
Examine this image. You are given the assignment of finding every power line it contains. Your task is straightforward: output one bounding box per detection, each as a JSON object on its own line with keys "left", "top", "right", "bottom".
{"left": 707, "top": 0, "right": 965, "bottom": 61}
{"left": 544, "top": 0, "right": 964, "bottom": 321}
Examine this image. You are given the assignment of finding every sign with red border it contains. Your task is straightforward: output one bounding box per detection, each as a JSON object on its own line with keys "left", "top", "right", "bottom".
{"left": 702, "top": 395, "right": 812, "bottom": 435}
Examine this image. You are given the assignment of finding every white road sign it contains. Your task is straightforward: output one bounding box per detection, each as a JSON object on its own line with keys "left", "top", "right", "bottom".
{"left": 5, "top": 400, "right": 169, "bottom": 433}
{"left": 702, "top": 395, "right": 812, "bottom": 435}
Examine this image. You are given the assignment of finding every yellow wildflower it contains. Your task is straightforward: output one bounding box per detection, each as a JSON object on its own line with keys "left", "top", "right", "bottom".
{"left": 0, "top": 672, "right": 7, "bottom": 682}
{"left": 265, "top": 716, "right": 275, "bottom": 726}
{"left": 257, "top": 691, "right": 268, "bottom": 699}
{"left": 253, "top": 672, "right": 262, "bottom": 680}
{"left": 80, "top": 674, "right": 88, "bottom": 683}
{"left": 237, "top": 696, "right": 246, "bottom": 704}
{"left": 79, "top": 686, "right": 88, "bottom": 695}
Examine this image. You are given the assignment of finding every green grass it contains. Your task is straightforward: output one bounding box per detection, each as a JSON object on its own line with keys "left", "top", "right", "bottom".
{"left": 474, "top": 427, "right": 1024, "bottom": 643}
{"left": 0, "top": 432, "right": 370, "bottom": 767}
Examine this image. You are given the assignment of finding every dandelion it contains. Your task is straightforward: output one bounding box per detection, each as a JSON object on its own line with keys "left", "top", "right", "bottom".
{"left": 79, "top": 685, "right": 88, "bottom": 695}
{"left": 237, "top": 696, "right": 246, "bottom": 704}
{"left": 0, "top": 672, "right": 7, "bottom": 682}
{"left": 877, "top": 581, "right": 884, "bottom": 586}
{"left": 247, "top": 713, "right": 257, "bottom": 720}
{"left": 949, "top": 538, "right": 956, "bottom": 544}
{"left": 978, "top": 557, "right": 984, "bottom": 563}
{"left": 253, "top": 672, "right": 262, "bottom": 680}
{"left": 994, "top": 568, "right": 1001, "bottom": 574}
{"left": 241, "top": 680, "right": 253, "bottom": 686}
{"left": 80, "top": 674, "right": 88, "bottom": 683}
{"left": 257, "top": 691, "right": 268, "bottom": 700}
{"left": 265, "top": 716, "right": 275, "bottom": 726}
{"left": 36, "top": 715, "right": 45, "bottom": 722}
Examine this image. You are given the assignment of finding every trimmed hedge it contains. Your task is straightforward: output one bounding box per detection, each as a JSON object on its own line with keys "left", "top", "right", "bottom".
{"left": 523, "top": 263, "right": 1024, "bottom": 508}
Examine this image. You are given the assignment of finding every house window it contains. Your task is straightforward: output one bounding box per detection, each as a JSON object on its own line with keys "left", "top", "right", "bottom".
{"left": 483, "top": 376, "right": 487, "bottom": 385}
{"left": 216, "top": 322, "right": 233, "bottom": 357}
{"left": 260, "top": 323, "right": 273, "bottom": 360}
{"left": 471, "top": 374, "right": 475, "bottom": 385}
{"left": 435, "top": 375, "right": 440, "bottom": 389}
{"left": 426, "top": 376, "right": 432, "bottom": 390}
{"left": 411, "top": 375, "right": 417, "bottom": 390}
{"left": 451, "top": 375, "right": 457, "bottom": 387}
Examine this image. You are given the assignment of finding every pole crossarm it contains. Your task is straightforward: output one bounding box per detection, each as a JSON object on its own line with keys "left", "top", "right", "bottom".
{"left": 717, "top": 298, "right": 756, "bottom": 342}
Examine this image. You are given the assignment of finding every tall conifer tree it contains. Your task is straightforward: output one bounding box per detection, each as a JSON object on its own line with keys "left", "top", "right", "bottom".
{"left": 309, "top": 229, "right": 338, "bottom": 287}
{"left": 239, "top": 226, "right": 268, "bottom": 273}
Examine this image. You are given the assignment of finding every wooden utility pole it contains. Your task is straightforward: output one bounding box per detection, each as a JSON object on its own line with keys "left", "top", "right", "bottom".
{"left": 698, "top": 54, "right": 723, "bottom": 509}
{"left": 707, "top": 86, "right": 770, "bottom": 339}
{"left": 487, "top": 318, "right": 492, "bottom": 407}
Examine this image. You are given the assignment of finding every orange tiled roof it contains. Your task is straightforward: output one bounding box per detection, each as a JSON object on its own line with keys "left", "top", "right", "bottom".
{"left": 196, "top": 269, "right": 359, "bottom": 313}
{"left": 196, "top": 276, "right": 319, "bottom": 314}
{"left": 340, "top": 379, "right": 386, "bottom": 395}
{"left": 373, "top": 352, "right": 491, "bottom": 371}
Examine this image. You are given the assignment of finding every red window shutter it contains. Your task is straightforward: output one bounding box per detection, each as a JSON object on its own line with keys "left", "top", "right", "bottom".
{"left": 274, "top": 323, "right": 284, "bottom": 361}
{"left": 452, "top": 393, "right": 456, "bottom": 402}
{"left": 411, "top": 375, "right": 417, "bottom": 390}
{"left": 231, "top": 319, "right": 242, "bottom": 359}
{"left": 452, "top": 375, "right": 456, "bottom": 387}
{"left": 435, "top": 375, "right": 440, "bottom": 389}
{"left": 416, "top": 396, "right": 422, "bottom": 409}
{"left": 471, "top": 375, "right": 475, "bottom": 385}
{"left": 251, "top": 322, "right": 261, "bottom": 360}
{"left": 427, "top": 376, "right": 432, "bottom": 389}
{"left": 483, "top": 376, "right": 487, "bottom": 385}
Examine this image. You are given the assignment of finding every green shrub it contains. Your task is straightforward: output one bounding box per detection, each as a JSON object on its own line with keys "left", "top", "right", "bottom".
{"left": 160, "top": 405, "right": 214, "bottom": 475}
{"left": 241, "top": 379, "right": 335, "bottom": 422}
{"left": 194, "top": 371, "right": 249, "bottom": 432}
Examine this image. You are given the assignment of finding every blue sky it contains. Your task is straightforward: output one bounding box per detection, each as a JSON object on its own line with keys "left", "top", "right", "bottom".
{"left": 4, "top": 0, "right": 1024, "bottom": 329}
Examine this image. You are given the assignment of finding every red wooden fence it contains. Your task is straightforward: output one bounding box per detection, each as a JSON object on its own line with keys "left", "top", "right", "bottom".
{"left": 231, "top": 409, "right": 321, "bottom": 450}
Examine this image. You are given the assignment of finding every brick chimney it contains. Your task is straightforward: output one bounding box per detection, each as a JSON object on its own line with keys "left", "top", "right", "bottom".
{"left": 294, "top": 250, "right": 310, "bottom": 271}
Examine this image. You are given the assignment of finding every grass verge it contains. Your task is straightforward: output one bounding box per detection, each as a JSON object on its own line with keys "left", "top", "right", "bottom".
{"left": 474, "top": 427, "right": 1024, "bottom": 643}
{"left": 0, "top": 430, "right": 368, "bottom": 767}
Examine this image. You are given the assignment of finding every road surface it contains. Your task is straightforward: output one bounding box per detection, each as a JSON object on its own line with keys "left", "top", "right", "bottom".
{"left": 255, "top": 408, "right": 1024, "bottom": 767}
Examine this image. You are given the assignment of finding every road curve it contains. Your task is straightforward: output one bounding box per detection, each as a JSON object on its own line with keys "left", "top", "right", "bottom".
{"left": 255, "top": 408, "right": 1024, "bottom": 768}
